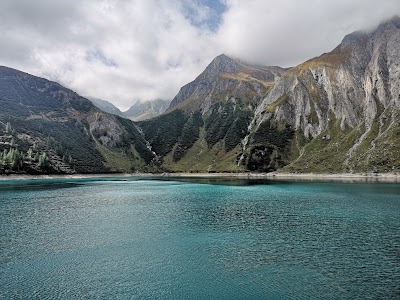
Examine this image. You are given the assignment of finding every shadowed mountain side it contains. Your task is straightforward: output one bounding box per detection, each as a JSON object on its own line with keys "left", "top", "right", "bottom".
{"left": 0, "top": 67, "right": 155, "bottom": 174}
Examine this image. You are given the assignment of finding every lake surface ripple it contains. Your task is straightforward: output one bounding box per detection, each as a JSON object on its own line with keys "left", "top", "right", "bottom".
{"left": 1, "top": 177, "right": 399, "bottom": 299}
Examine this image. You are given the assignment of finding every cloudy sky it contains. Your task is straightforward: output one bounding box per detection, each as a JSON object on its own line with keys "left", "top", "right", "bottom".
{"left": 1, "top": 0, "right": 399, "bottom": 110}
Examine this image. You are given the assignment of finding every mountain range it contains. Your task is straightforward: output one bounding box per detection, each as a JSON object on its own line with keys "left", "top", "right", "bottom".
{"left": 1, "top": 17, "right": 399, "bottom": 174}
{"left": 89, "top": 97, "right": 169, "bottom": 121}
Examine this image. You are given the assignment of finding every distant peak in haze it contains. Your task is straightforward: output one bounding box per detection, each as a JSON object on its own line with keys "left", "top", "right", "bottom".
{"left": 87, "top": 97, "right": 125, "bottom": 118}
{"left": 338, "top": 15, "right": 400, "bottom": 51}
{"left": 376, "top": 15, "right": 400, "bottom": 31}
{"left": 384, "top": 15, "right": 400, "bottom": 24}
{"left": 124, "top": 99, "right": 170, "bottom": 121}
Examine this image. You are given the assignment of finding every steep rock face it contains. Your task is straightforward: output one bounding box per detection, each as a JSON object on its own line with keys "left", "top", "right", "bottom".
{"left": 249, "top": 17, "right": 400, "bottom": 172}
{"left": 124, "top": 99, "right": 169, "bottom": 121}
{"left": 0, "top": 67, "right": 154, "bottom": 174}
{"left": 87, "top": 112, "right": 125, "bottom": 147}
{"left": 257, "top": 18, "right": 400, "bottom": 133}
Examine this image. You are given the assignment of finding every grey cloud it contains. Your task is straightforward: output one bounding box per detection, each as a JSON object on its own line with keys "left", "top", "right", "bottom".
{"left": 0, "top": 0, "right": 80, "bottom": 36}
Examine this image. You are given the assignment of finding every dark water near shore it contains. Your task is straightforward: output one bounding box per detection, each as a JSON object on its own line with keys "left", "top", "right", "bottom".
{"left": 1, "top": 177, "right": 399, "bottom": 299}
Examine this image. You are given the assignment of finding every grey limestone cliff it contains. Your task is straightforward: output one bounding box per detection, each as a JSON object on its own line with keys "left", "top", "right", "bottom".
{"left": 250, "top": 16, "right": 400, "bottom": 172}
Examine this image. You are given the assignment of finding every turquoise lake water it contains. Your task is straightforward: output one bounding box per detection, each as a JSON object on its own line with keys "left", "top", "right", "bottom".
{"left": 0, "top": 177, "right": 399, "bottom": 299}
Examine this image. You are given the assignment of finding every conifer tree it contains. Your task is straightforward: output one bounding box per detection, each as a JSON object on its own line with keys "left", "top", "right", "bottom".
{"left": 27, "top": 148, "right": 33, "bottom": 160}
{"left": 38, "top": 152, "right": 49, "bottom": 168}
{"left": 4, "top": 148, "right": 13, "bottom": 167}
{"left": 11, "top": 149, "right": 20, "bottom": 169}
{"left": 3, "top": 149, "right": 7, "bottom": 163}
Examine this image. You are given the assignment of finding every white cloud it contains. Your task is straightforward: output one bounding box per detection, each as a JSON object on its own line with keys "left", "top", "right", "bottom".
{"left": 0, "top": 0, "right": 399, "bottom": 110}
{"left": 218, "top": 0, "right": 400, "bottom": 67}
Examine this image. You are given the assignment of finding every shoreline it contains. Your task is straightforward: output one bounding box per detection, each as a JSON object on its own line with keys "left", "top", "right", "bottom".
{"left": 159, "top": 172, "right": 400, "bottom": 183}
{"left": 1, "top": 172, "right": 399, "bottom": 183}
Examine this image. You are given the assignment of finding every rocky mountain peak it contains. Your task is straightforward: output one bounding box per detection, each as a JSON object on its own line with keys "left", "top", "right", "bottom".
{"left": 330, "top": 16, "right": 400, "bottom": 57}
{"left": 340, "top": 30, "right": 369, "bottom": 50}
{"left": 168, "top": 54, "right": 286, "bottom": 110}
{"left": 202, "top": 54, "right": 241, "bottom": 78}
{"left": 168, "top": 54, "right": 240, "bottom": 109}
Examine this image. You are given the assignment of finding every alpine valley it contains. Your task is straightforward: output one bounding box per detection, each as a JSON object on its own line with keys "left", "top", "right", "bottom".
{"left": 1, "top": 17, "right": 400, "bottom": 175}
